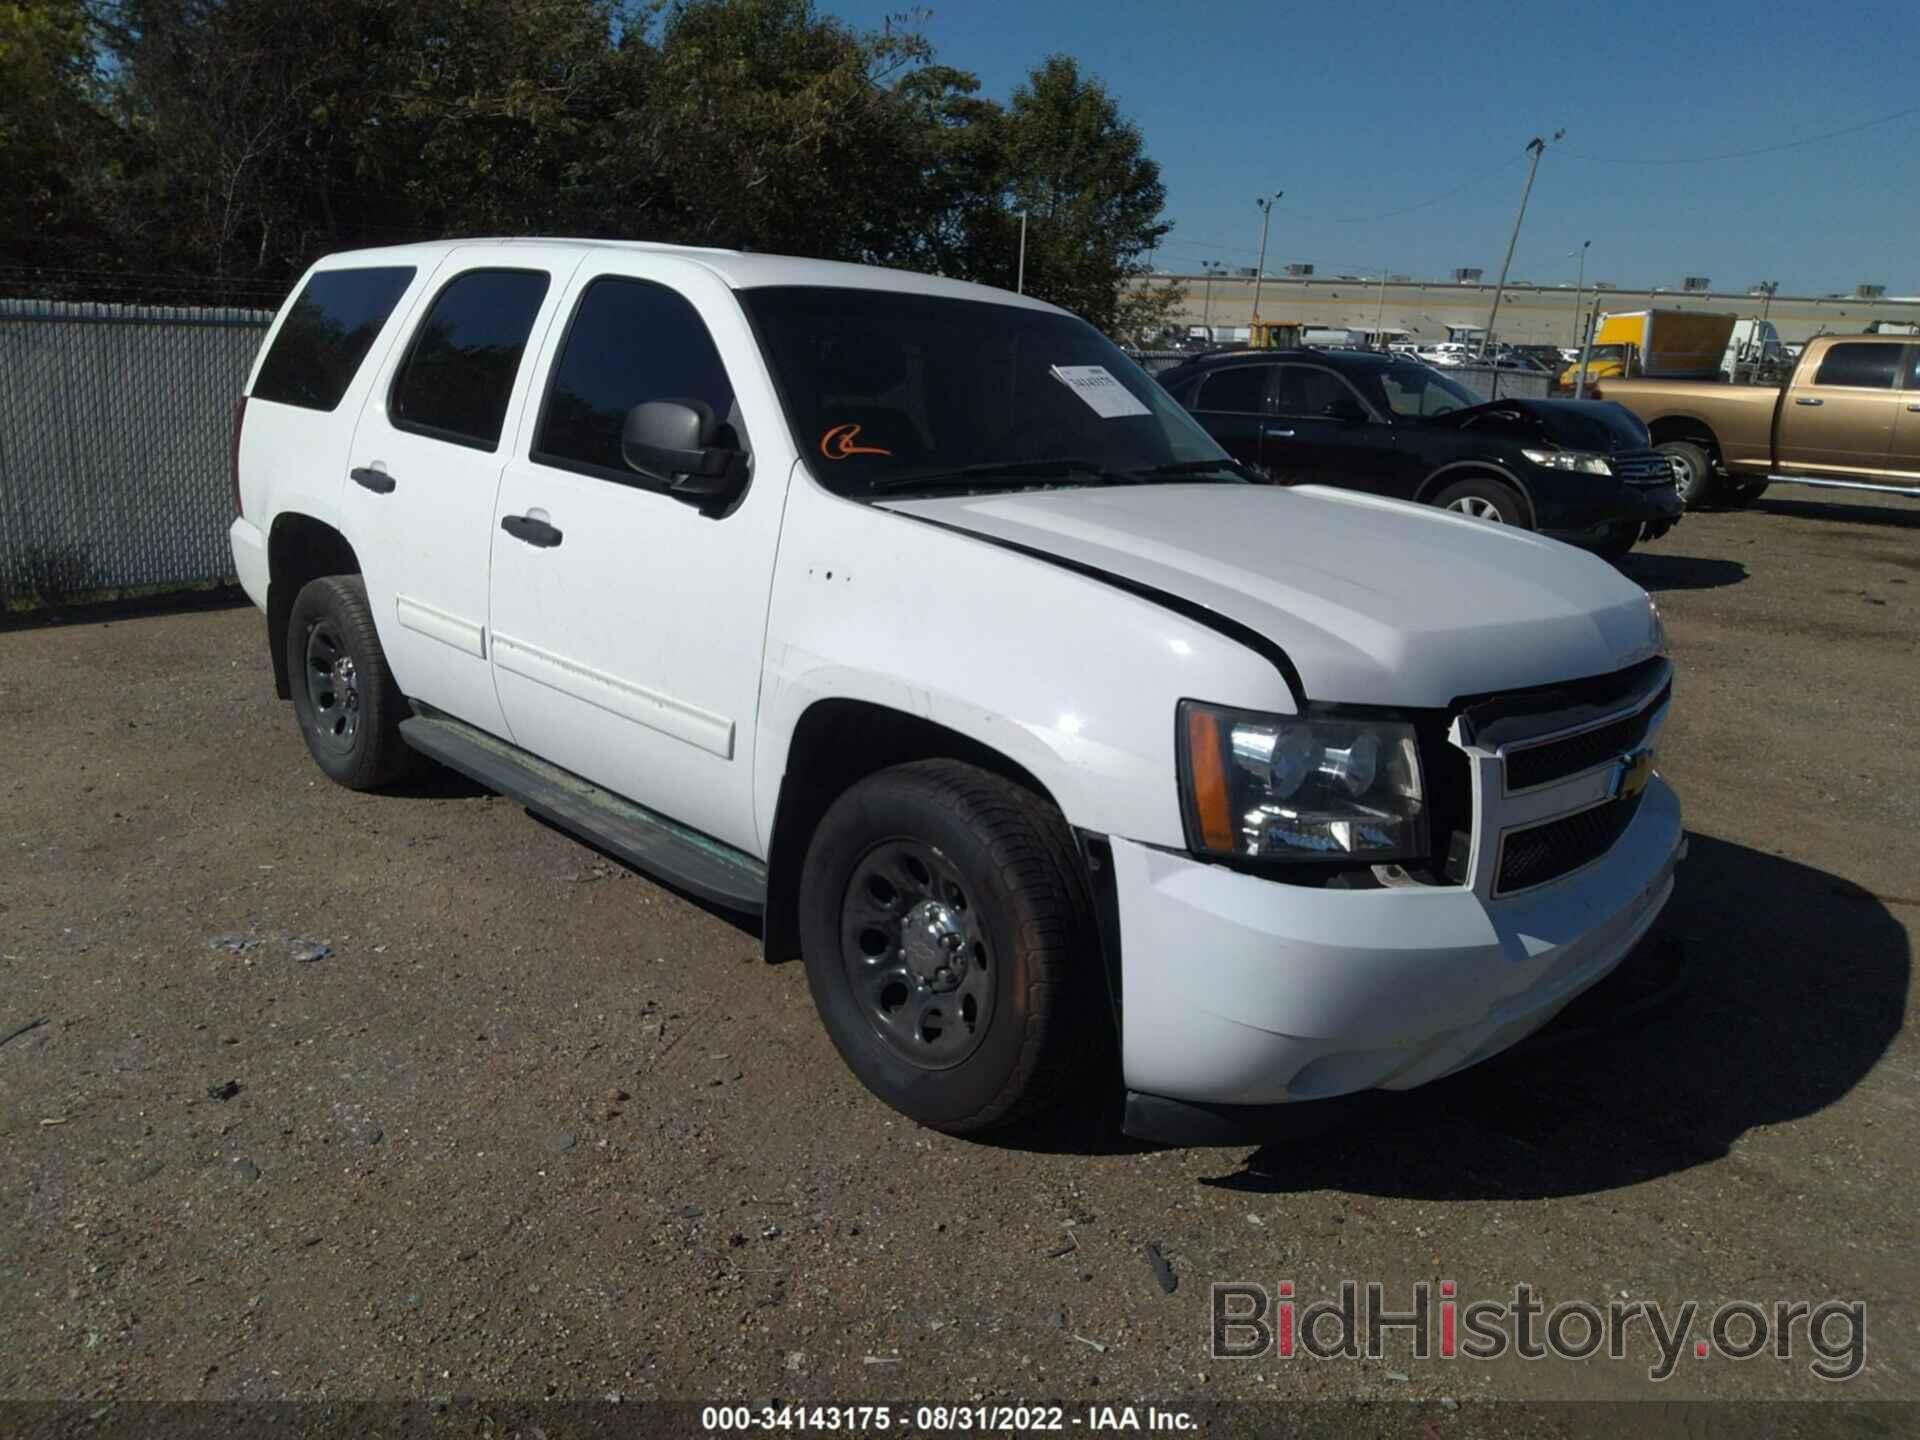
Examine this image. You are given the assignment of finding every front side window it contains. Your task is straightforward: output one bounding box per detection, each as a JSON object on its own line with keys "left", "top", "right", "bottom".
{"left": 1371, "top": 365, "right": 1478, "bottom": 417}
{"left": 253, "top": 266, "right": 415, "bottom": 411}
{"left": 1194, "top": 366, "right": 1270, "bottom": 414}
{"left": 390, "top": 269, "right": 551, "bottom": 449}
{"left": 1813, "top": 343, "right": 1899, "bottom": 390}
{"left": 740, "top": 287, "right": 1232, "bottom": 498}
{"left": 534, "top": 277, "right": 742, "bottom": 481}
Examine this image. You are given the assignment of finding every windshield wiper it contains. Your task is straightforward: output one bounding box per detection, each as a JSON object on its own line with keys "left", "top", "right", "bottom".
{"left": 1126, "top": 459, "right": 1257, "bottom": 482}
{"left": 869, "top": 459, "right": 1132, "bottom": 494}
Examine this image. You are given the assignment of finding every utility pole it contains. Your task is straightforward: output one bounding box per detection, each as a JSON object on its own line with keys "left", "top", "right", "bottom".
{"left": 1482, "top": 131, "right": 1561, "bottom": 359}
{"left": 1251, "top": 191, "right": 1282, "bottom": 331}
{"left": 1373, "top": 268, "right": 1389, "bottom": 345}
{"left": 1016, "top": 211, "right": 1028, "bottom": 294}
{"left": 1201, "top": 260, "right": 1224, "bottom": 341}
{"left": 1568, "top": 240, "right": 1590, "bottom": 347}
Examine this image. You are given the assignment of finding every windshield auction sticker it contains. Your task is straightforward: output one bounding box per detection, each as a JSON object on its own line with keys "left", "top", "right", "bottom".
{"left": 1050, "top": 364, "right": 1152, "bottom": 418}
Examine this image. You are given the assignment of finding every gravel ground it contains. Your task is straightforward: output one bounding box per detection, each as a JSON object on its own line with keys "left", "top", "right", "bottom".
{"left": 1, "top": 489, "right": 1915, "bottom": 1419}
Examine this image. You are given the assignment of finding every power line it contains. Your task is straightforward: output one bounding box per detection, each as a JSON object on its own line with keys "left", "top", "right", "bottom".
{"left": 1562, "top": 104, "right": 1920, "bottom": 166}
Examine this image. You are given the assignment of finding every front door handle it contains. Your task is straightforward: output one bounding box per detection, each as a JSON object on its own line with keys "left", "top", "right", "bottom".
{"left": 351, "top": 466, "right": 396, "bottom": 494}
{"left": 501, "top": 514, "right": 563, "bottom": 548}
{"left": 1264, "top": 427, "right": 1297, "bottom": 438}
{"left": 1793, "top": 396, "right": 1824, "bottom": 407}
{"left": 1907, "top": 403, "right": 1920, "bottom": 413}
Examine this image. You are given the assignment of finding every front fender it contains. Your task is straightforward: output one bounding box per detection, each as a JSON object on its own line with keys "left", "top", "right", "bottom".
{"left": 752, "top": 475, "right": 1291, "bottom": 853}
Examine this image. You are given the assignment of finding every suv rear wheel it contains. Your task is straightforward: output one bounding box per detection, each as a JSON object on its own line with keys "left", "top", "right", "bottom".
{"left": 286, "top": 575, "right": 413, "bottom": 790}
{"left": 797, "top": 760, "right": 1106, "bottom": 1134}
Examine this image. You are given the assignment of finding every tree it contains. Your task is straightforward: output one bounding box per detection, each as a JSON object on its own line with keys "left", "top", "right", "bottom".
{"left": 989, "top": 55, "right": 1172, "bottom": 335}
{"left": 0, "top": 0, "right": 115, "bottom": 273}
{"left": 8, "top": 0, "right": 1179, "bottom": 337}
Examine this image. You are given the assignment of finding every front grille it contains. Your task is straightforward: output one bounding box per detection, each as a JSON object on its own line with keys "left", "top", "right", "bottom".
{"left": 1614, "top": 450, "right": 1677, "bottom": 486}
{"left": 1503, "top": 681, "right": 1669, "bottom": 791}
{"left": 1496, "top": 790, "right": 1644, "bottom": 895}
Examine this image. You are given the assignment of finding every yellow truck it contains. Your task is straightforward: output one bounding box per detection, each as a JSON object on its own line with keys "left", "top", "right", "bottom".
{"left": 1586, "top": 333, "right": 1920, "bottom": 506}
{"left": 1557, "top": 309, "right": 1738, "bottom": 392}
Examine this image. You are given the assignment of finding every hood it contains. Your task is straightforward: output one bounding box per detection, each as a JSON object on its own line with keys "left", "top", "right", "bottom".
{"left": 879, "top": 484, "right": 1661, "bottom": 708}
{"left": 1430, "top": 397, "right": 1649, "bottom": 452}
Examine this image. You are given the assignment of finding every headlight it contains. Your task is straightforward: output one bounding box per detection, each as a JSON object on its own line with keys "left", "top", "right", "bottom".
{"left": 1179, "top": 702, "right": 1427, "bottom": 862}
{"left": 1649, "top": 598, "right": 1668, "bottom": 656}
{"left": 1521, "top": 447, "right": 1613, "bottom": 476}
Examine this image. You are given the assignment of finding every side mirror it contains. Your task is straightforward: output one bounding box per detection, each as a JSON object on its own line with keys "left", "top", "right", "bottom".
{"left": 1323, "top": 397, "right": 1371, "bottom": 424}
{"left": 621, "top": 399, "right": 749, "bottom": 503}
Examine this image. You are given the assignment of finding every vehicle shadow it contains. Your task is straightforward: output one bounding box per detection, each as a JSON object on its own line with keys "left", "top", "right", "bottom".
{"left": 1200, "top": 833, "right": 1909, "bottom": 1199}
{"left": 0, "top": 583, "right": 251, "bottom": 633}
{"left": 1753, "top": 495, "right": 1920, "bottom": 531}
{"left": 1614, "top": 551, "right": 1748, "bottom": 593}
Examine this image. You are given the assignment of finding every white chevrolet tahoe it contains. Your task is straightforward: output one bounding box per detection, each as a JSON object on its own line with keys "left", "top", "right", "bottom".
{"left": 228, "top": 239, "right": 1682, "bottom": 1143}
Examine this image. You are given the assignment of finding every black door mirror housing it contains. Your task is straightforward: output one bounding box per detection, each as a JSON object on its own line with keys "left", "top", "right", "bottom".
{"left": 621, "top": 399, "right": 749, "bottom": 503}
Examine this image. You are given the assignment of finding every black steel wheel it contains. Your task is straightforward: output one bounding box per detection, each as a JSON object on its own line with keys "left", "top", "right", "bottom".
{"left": 798, "top": 760, "right": 1107, "bottom": 1133}
{"left": 841, "top": 838, "right": 996, "bottom": 1070}
{"left": 286, "top": 575, "right": 413, "bottom": 790}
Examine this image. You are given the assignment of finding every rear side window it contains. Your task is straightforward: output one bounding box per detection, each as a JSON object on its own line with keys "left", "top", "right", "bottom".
{"left": 1813, "top": 343, "right": 1899, "bottom": 390}
{"left": 1194, "top": 365, "right": 1270, "bottom": 413}
{"left": 252, "top": 267, "right": 415, "bottom": 411}
{"left": 533, "top": 276, "right": 741, "bottom": 481}
{"left": 391, "top": 269, "right": 552, "bottom": 449}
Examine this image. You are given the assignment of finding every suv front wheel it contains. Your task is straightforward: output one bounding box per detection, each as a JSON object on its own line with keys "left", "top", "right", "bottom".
{"left": 797, "top": 760, "right": 1107, "bottom": 1134}
{"left": 286, "top": 575, "right": 413, "bottom": 790}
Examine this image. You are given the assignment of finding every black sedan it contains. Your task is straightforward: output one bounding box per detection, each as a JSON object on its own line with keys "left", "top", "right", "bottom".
{"left": 1154, "top": 349, "right": 1683, "bottom": 557}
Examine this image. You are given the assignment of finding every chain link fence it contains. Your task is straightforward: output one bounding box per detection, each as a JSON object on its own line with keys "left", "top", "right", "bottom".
{"left": 0, "top": 300, "right": 272, "bottom": 607}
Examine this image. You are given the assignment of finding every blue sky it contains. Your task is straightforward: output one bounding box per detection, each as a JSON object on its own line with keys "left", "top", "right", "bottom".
{"left": 828, "top": 0, "right": 1920, "bottom": 296}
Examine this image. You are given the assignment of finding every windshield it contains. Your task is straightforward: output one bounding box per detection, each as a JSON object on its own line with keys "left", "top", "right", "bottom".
{"left": 739, "top": 286, "right": 1237, "bottom": 497}
{"left": 1369, "top": 365, "right": 1479, "bottom": 418}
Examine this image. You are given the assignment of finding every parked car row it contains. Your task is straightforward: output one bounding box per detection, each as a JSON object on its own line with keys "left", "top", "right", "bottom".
{"left": 1155, "top": 347, "right": 1683, "bottom": 557}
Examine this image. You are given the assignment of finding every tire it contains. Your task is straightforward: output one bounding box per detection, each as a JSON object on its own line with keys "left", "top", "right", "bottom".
{"left": 1432, "top": 476, "right": 1527, "bottom": 527}
{"left": 1591, "top": 526, "right": 1638, "bottom": 563}
{"left": 1655, "top": 440, "right": 1718, "bottom": 508}
{"left": 797, "top": 760, "right": 1106, "bottom": 1134}
{"left": 285, "top": 574, "right": 413, "bottom": 790}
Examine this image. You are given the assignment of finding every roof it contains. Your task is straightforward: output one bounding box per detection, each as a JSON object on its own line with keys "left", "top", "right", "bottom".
{"left": 307, "top": 237, "right": 1063, "bottom": 312}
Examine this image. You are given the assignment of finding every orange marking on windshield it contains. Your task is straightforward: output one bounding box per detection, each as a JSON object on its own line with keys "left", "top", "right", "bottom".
{"left": 820, "top": 423, "right": 892, "bottom": 460}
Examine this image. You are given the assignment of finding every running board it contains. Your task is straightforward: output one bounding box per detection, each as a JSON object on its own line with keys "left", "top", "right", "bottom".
{"left": 1766, "top": 474, "right": 1920, "bottom": 499}
{"left": 399, "top": 715, "right": 767, "bottom": 914}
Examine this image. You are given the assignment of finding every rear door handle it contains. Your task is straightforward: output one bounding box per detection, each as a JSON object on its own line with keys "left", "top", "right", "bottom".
{"left": 1908, "top": 403, "right": 1920, "bottom": 413}
{"left": 1264, "top": 427, "right": 1297, "bottom": 438}
{"left": 350, "top": 466, "right": 396, "bottom": 493}
{"left": 1793, "top": 396, "right": 1823, "bottom": 407}
{"left": 501, "top": 514, "right": 563, "bottom": 548}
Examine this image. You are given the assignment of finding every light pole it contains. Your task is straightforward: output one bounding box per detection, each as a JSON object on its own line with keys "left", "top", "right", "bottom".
{"left": 1373, "top": 268, "right": 1390, "bottom": 345}
{"left": 1016, "top": 210, "right": 1028, "bottom": 294}
{"left": 1201, "top": 260, "right": 1224, "bottom": 341}
{"left": 1568, "top": 240, "right": 1590, "bottom": 347}
{"left": 1251, "top": 191, "right": 1282, "bottom": 330}
{"left": 1483, "top": 131, "right": 1561, "bottom": 360}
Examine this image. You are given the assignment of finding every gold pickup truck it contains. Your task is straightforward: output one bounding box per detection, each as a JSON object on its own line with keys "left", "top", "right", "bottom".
{"left": 1587, "top": 334, "right": 1920, "bottom": 507}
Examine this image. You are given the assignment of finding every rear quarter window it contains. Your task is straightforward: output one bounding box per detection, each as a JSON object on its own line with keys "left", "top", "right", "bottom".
{"left": 252, "top": 267, "right": 416, "bottom": 411}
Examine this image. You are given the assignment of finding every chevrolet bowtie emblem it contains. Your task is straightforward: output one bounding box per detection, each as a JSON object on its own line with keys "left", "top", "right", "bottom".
{"left": 1614, "top": 748, "right": 1655, "bottom": 798}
